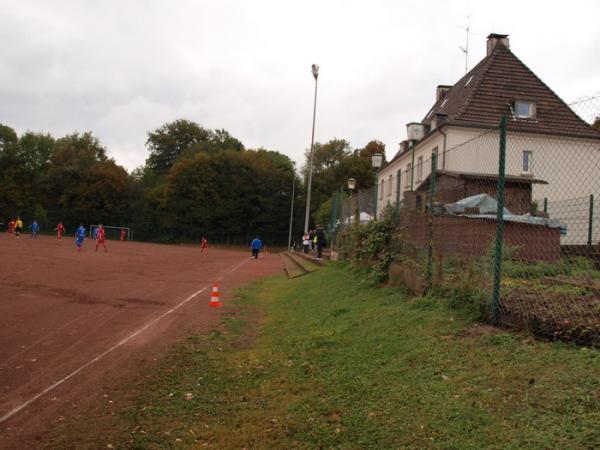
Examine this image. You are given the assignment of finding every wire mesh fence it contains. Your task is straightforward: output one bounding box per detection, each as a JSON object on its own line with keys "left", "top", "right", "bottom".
{"left": 333, "top": 93, "right": 600, "bottom": 346}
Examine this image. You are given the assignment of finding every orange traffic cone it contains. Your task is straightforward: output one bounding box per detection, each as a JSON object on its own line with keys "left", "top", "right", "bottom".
{"left": 209, "top": 283, "right": 222, "bottom": 307}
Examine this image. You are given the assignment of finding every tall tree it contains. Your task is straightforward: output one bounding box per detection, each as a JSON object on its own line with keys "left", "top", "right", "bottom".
{"left": 0, "top": 127, "right": 55, "bottom": 222}
{"left": 145, "top": 119, "right": 212, "bottom": 175}
{"left": 300, "top": 138, "right": 387, "bottom": 228}
{"left": 161, "top": 148, "right": 295, "bottom": 243}
{"left": 45, "top": 132, "right": 131, "bottom": 228}
{"left": 0, "top": 124, "right": 17, "bottom": 151}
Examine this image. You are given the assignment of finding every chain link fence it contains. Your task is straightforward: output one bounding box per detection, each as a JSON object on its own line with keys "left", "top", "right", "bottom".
{"left": 334, "top": 93, "right": 600, "bottom": 346}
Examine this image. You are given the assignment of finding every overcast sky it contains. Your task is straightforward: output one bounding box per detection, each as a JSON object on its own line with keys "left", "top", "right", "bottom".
{"left": 1, "top": 0, "right": 599, "bottom": 171}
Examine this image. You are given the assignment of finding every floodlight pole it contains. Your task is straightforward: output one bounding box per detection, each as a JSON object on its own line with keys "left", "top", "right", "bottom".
{"left": 288, "top": 176, "right": 296, "bottom": 251}
{"left": 303, "top": 64, "right": 319, "bottom": 234}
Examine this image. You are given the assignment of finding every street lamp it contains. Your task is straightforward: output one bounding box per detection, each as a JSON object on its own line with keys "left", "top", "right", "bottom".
{"left": 303, "top": 63, "right": 319, "bottom": 233}
{"left": 371, "top": 153, "right": 383, "bottom": 169}
{"left": 371, "top": 153, "right": 383, "bottom": 219}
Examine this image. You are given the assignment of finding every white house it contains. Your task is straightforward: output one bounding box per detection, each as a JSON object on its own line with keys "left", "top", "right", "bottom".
{"left": 377, "top": 33, "right": 600, "bottom": 244}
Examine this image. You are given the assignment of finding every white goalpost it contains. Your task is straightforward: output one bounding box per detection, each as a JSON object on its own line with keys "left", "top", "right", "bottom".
{"left": 89, "top": 225, "right": 133, "bottom": 241}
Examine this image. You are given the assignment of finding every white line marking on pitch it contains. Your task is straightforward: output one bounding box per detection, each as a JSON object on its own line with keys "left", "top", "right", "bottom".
{"left": 0, "top": 257, "right": 248, "bottom": 424}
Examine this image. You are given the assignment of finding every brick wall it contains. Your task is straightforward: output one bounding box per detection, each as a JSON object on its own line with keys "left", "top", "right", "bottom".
{"left": 401, "top": 214, "right": 560, "bottom": 261}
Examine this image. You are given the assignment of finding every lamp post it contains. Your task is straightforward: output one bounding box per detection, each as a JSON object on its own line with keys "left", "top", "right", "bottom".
{"left": 347, "top": 178, "right": 358, "bottom": 225}
{"left": 303, "top": 63, "right": 319, "bottom": 234}
{"left": 287, "top": 174, "right": 296, "bottom": 251}
{"left": 371, "top": 153, "right": 383, "bottom": 219}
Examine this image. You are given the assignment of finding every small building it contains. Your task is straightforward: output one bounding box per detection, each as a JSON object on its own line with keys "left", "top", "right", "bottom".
{"left": 414, "top": 170, "right": 548, "bottom": 215}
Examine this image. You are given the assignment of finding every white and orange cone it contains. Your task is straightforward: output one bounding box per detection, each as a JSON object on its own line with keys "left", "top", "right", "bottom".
{"left": 209, "top": 283, "right": 222, "bottom": 307}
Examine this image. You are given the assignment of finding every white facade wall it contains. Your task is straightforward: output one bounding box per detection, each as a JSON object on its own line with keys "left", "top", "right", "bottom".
{"left": 376, "top": 134, "right": 444, "bottom": 215}
{"left": 377, "top": 126, "right": 600, "bottom": 244}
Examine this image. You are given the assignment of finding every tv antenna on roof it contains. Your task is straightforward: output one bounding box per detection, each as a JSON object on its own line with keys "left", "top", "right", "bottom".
{"left": 458, "top": 17, "right": 474, "bottom": 74}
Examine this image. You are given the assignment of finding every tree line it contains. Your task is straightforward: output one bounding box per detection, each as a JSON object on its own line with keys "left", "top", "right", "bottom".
{"left": 0, "top": 119, "right": 386, "bottom": 245}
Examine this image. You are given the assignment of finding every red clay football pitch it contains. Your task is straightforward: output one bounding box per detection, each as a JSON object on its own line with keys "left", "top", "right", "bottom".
{"left": 0, "top": 233, "right": 282, "bottom": 449}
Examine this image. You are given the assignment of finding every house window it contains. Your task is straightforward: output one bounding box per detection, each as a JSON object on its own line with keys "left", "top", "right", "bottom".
{"left": 379, "top": 179, "right": 385, "bottom": 199}
{"left": 405, "top": 164, "right": 411, "bottom": 188}
{"left": 522, "top": 150, "right": 532, "bottom": 174}
{"left": 387, "top": 174, "right": 393, "bottom": 196}
{"left": 417, "top": 156, "right": 423, "bottom": 182}
{"left": 515, "top": 101, "right": 535, "bottom": 118}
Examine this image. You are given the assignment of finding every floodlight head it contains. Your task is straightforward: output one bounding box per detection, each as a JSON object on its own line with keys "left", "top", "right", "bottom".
{"left": 311, "top": 64, "right": 319, "bottom": 79}
{"left": 371, "top": 153, "right": 383, "bottom": 169}
{"left": 347, "top": 178, "right": 357, "bottom": 190}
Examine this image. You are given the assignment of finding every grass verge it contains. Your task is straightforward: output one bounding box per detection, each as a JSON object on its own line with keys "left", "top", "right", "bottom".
{"left": 53, "top": 264, "right": 600, "bottom": 449}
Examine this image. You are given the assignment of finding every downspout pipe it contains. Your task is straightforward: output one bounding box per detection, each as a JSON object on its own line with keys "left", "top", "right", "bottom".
{"left": 439, "top": 127, "right": 447, "bottom": 170}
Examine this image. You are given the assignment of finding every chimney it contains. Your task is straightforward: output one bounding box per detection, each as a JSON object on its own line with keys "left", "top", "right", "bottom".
{"left": 487, "top": 33, "right": 509, "bottom": 56}
{"left": 436, "top": 85, "right": 451, "bottom": 101}
{"left": 399, "top": 140, "right": 408, "bottom": 154}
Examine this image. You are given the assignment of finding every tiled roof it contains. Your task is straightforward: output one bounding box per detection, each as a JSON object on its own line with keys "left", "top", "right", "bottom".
{"left": 415, "top": 170, "right": 548, "bottom": 192}
{"left": 424, "top": 43, "right": 600, "bottom": 139}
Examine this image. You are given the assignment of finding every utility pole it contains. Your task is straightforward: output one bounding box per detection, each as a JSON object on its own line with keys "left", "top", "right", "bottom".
{"left": 303, "top": 64, "right": 319, "bottom": 233}
{"left": 287, "top": 176, "right": 296, "bottom": 251}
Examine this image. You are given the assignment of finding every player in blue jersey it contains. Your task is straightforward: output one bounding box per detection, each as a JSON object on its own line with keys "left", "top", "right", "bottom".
{"left": 250, "top": 236, "right": 263, "bottom": 259}
{"left": 75, "top": 224, "right": 86, "bottom": 252}
{"left": 29, "top": 219, "right": 39, "bottom": 239}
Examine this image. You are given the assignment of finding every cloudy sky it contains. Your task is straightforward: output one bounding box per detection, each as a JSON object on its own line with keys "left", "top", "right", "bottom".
{"left": 1, "top": 0, "right": 599, "bottom": 170}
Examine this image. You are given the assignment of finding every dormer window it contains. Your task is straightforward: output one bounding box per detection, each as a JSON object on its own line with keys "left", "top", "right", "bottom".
{"left": 515, "top": 100, "right": 535, "bottom": 119}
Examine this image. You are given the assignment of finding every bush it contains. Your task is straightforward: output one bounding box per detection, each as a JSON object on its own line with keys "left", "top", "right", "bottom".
{"left": 337, "top": 206, "right": 402, "bottom": 285}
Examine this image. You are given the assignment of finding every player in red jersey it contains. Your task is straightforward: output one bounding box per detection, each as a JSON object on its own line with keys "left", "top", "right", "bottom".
{"left": 95, "top": 224, "right": 108, "bottom": 253}
{"left": 55, "top": 222, "right": 66, "bottom": 240}
{"left": 200, "top": 237, "right": 208, "bottom": 253}
{"left": 7, "top": 219, "right": 15, "bottom": 234}
{"left": 119, "top": 229, "right": 127, "bottom": 241}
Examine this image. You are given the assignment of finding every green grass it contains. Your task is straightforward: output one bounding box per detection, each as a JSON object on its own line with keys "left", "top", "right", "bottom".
{"left": 57, "top": 265, "right": 600, "bottom": 449}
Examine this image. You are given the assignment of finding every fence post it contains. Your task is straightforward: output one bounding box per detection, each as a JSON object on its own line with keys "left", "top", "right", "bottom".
{"left": 329, "top": 189, "right": 338, "bottom": 245}
{"left": 355, "top": 191, "right": 360, "bottom": 226}
{"left": 426, "top": 152, "right": 438, "bottom": 291}
{"left": 492, "top": 117, "right": 508, "bottom": 324}
{"left": 588, "top": 194, "right": 594, "bottom": 246}
{"left": 373, "top": 182, "right": 378, "bottom": 220}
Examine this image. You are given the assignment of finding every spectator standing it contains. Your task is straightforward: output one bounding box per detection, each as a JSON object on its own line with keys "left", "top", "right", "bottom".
{"left": 302, "top": 232, "right": 311, "bottom": 254}
{"left": 315, "top": 225, "right": 328, "bottom": 260}
{"left": 250, "top": 236, "right": 263, "bottom": 260}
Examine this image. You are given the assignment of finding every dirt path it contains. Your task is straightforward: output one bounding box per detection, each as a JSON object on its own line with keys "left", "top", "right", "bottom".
{"left": 0, "top": 234, "right": 282, "bottom": 449}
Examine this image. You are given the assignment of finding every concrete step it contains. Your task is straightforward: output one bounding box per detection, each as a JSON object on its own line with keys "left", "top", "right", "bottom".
{"left": 286, "top": 251, "right": 320, "bottom": 272}
{"left": 280, "top": 253, "right": 308, "bottom": 279}
{"left": 290, "top": 250, "right": 328, "bottom": 267}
